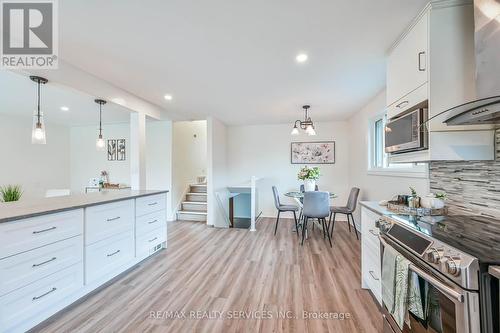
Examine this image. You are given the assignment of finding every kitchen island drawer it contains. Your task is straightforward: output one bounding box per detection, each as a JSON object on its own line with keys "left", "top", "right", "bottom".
{"left": 85, "top": 199, "right": 134, "bottom": 245}
{"left": 136, "top": 225, "right": 166, "bottom": 260}
{"left": 0, "top": 235, "right": 83, "bottom": 297}
{"left": 85, "top": 231, "right": 134, "bottom": 284}
{"left": 136, "top": 194, "right": 166, "bottom": 217}
{"left": 136, "top": 209, "right": 166, "bottom": 236}
{"left": 0, "top": 263, "right": 83, "bottom": 332}
{"left": 0, "top": 209, "right": 83, "bottom": 259}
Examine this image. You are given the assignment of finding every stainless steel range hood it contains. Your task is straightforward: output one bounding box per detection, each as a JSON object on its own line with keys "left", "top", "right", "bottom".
{"left": 444, "top": 0, "right": 500, "bottom": 126}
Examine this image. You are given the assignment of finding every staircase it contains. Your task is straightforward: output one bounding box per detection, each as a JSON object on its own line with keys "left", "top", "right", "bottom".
{"left": 177, "top": 184, "right": 207, "bottom": 222}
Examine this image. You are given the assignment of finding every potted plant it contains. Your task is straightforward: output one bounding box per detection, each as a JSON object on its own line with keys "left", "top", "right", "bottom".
{"left": 298, "top": 166, "right": 320, "bottom": 191}
{"left": 408, "top": 186, "right": 420, "bottom": 208}
{"left": 0, "top": 185, "right": 23, "bottom": 202}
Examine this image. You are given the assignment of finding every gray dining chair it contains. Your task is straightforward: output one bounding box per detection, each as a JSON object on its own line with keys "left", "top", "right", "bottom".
{"left": 272, "top": 186, "right": 299, "bottom": 236}
{"left": 302, "top": 191, "right": 332, "bottom": 247}
{"left": 328, "top": 187, "right": 360, "bottom": 240}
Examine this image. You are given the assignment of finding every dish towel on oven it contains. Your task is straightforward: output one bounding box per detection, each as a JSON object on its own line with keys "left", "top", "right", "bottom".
{"left": 382, "top": 244, "right": 410, "bottom": 329}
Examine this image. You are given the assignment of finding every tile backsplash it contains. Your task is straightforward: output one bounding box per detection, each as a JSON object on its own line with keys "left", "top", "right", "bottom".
{"left": 429, "top": 130, "right": 500, "bottom": 218}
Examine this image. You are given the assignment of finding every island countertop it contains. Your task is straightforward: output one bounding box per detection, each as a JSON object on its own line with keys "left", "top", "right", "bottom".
{"left": 0, "top": 190, "right": 168, "bottom": 223}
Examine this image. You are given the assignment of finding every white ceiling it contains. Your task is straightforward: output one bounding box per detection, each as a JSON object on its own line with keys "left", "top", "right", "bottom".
{"left": 56, "top": 0, "right": 428, "bottom": 125}
{"left": 0, "top": 71, "right": 132, "bottom": 126}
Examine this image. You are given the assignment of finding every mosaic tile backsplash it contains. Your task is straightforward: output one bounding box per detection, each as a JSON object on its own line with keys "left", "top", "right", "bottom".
{"left": 429, "top": 130, "right": 500, "bottom": 218}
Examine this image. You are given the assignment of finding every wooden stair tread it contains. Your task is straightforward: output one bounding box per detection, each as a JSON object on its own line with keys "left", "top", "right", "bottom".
{"left": 177, "top": 210, "right": 207, "bottom": 215}
{"left": 182, "top": 201, "right": 207, "bottom": 205}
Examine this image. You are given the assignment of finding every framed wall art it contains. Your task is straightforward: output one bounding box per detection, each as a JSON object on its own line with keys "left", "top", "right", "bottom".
{"left": 291, "top": 141, "right": 335, "bottom": 164}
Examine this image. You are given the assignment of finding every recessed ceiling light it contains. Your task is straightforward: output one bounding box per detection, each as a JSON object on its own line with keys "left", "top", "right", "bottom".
{"left": 60, "top": 106, "right": 69, "bottom": 111}
{"left": 164, "top": 94, "right": 173, "bottom": 101}
{"left": 296, "top": 53, "right": 308, "bottom": 63}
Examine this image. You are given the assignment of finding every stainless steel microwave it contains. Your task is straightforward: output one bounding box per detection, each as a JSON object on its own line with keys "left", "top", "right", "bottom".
{"left": 385, "top": 108, "right": 428, "bottom": 154}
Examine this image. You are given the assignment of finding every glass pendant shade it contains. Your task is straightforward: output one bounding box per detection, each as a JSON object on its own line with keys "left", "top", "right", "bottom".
{"left": 31, "top": 112, "right": 46, "bottom": 144}
{"left": 96, "top": 135, "right": 105, "bottom": 151}
{"left": 308, "top": 126, "right": 316, "bottom": 136}
{"left": 291, "top": 126, "right": 299, "bottom": 135}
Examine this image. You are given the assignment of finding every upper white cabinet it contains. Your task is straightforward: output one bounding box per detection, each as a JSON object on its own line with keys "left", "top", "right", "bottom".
{"left": 386, "top": 1, "right": 495, "bottom": 162}
{"left": 387, "top": 11, "right": 428, "bottom": 107}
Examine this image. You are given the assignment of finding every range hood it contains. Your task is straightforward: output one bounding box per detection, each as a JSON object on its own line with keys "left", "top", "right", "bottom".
{"left": 444, "top": 0, "right": 500, "bottom": 126}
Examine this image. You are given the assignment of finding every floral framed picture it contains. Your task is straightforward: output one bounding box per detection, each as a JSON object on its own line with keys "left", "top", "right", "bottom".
{"left": 291, "top": 141, "right": 335, "bottom": 164}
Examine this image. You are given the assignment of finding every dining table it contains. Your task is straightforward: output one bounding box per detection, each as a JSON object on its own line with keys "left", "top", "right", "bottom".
{"left": 284, "top": 191, "right": 337, "bottom": 238}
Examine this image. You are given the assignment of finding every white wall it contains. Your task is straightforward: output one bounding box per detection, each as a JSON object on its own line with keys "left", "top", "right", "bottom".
{"left": 0, "top": 114, "right": 70, "bottom": 199}
{"left": 146, "top": 120, "right": 174, "bottom": 220}
{"left": 347, "top": 90, "right": 430, "bottom": 224}
{"left": 207, "top": 117, "right": 227, "bottom": 227}
{"left": 226, "top": 122, "right": 351, "bottom": 218}
{"left": 172, "top": 120, "right": 207, "bottom": 213}
{"left": 70, "top": 123, "right": 131, "bottom": 193}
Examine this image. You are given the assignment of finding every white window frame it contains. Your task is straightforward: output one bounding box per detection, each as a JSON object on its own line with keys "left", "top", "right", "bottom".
{"left": 367, "top": 113, "right": 428, "bottom": 179}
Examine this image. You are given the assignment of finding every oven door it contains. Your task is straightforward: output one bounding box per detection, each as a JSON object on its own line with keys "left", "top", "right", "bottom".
{"left": 385, "top": 108, "right": 427, "bottom": 154}
{"left": 379, "top": 234, "right": 480, "bottom": 333}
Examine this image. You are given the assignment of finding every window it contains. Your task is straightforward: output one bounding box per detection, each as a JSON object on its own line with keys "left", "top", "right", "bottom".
{"left": 368, "top": 114, "right": 427, "bottom": 178}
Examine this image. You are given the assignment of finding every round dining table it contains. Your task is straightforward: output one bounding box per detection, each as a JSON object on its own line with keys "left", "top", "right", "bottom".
{"left": 284, "top": 191, "right": 338, "bottom": 238}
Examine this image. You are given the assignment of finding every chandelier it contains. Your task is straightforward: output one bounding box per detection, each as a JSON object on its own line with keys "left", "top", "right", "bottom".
{"left": 291, "top": 105, "right": 316, "bottom": 136}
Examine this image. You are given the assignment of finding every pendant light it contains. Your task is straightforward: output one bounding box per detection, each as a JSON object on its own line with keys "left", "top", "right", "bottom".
{"left": 30, "top": 76, "right": 48, "bottom": 144}
{"left": 291, "top": 105, "right": 316, "bottom": 136}
{"left": 95, "top": 99, "right": 107, "bottom": 151}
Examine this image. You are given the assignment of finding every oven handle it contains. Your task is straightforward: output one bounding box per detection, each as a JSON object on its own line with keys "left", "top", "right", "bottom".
{"left": 379, "top": 235, "right": 464, "bottom": 303}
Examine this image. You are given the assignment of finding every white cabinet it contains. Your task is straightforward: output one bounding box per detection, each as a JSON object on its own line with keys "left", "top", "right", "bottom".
{"left": 0, "top": 193, "right": 168, "bottom": 333}
{"left": 386, "top": 2, "right": 494, "bottom": 162}
{"left": 0, "top": 209, "right": 83, "bottom": 259}
{"left": 85, "top": 199, "right": 134, "bottom": 245}
{"left": 85, "top": 231, "right": 134, "bottom": 284}
{"left": 361, "top": 207, "right": 382, "bottom": 304}
{"left": 387, "top": 11, "right": 428, "bottom": 107}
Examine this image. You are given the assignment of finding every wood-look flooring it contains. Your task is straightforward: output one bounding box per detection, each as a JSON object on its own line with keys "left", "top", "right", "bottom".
{"left": 33, "top": 218, "right": 382, "bottom": 333}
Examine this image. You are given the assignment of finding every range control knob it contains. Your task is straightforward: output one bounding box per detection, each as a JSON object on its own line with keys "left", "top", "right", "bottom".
{"left": 426, "top": 247, "right": 445, "bottom": 263}
{"left": 444, "top": 256, "right": 461, "bottom": 277}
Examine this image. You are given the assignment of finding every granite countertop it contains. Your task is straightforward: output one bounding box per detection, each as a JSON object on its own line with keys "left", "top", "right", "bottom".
{"left": 0, "top": 190, "right": 168, "bottom": 223}
{"left": 359, "top": 201, "right": 392, "bottom": 215}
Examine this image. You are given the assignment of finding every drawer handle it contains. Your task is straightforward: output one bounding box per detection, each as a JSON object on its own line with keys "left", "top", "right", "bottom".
{"left": 148, "top": 219, "right": 158, "bottom": 224}
{"left": 369, "top": 229, "right": 379, "bottom": 237}
{"left": 107, "top": 250, "right": 121, "bottom": 257}
{"left": 32, "top": 257, "right": 57, "bottom": 268}
{"left": 418, "top": 51, "right": 426, "bottom": 71}
{"left": 148, "top": 237, "right": 158, "bottom": 243}
{"left": 32, "top": 287, "right": 57, "bottom": 301}
{"left": 32, "top": 226, "right": 56, "bottom": 234}
{"left": 148, "top": 202, "right": 158, "bottom": 206}
{"left": 395, "top": 100, "right": 409, "bottom": 109}
{"left": 107, "top": 216, "right": 121, "bottom": 222}
{"left": 369, "top": 270, "right": 380, "bottom": 281}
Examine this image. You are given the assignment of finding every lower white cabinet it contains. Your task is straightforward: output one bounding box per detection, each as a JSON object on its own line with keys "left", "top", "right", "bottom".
{"left": 0, "top": 263, "right": 83, "bottom": 332}
{"left": 85, "top": 231, "right": 135, "bottom": 284}
{"left": 0, "top": 192, "right": 168, "bottom": 333}
{"left": 361, "top": 206, "right": 382, "bottom": 304}
{"left": 0, "top": 235, "right": 83, "bottom": 297}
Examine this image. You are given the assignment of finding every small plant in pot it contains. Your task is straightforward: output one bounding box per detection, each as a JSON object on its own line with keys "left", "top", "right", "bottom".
{"left": 0, "top": 185, "right": 23, "bottom": 202}
{"left": 298, "top": 166, "right": 320, "bottom": 192}
{"left": 408, "top": 186, "right": 420, "bottom": 208}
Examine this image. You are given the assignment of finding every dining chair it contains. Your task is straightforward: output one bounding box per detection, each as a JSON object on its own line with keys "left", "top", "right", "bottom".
{"left": 328, "top": 187, "right": 360, "bottom": 240}
{"left": 272, "top": 186, "right": 299, "bottom": 237}
{"left": 302, "top": 191, "right": 332, "bottom": 247}
{"left": 298, "top": 184, "right": 319, "bottom": 223}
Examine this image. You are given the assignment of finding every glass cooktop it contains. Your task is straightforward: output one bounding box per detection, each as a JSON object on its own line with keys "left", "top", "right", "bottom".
{"left": 387, "top": 214, "right": 500, "bottom": 265}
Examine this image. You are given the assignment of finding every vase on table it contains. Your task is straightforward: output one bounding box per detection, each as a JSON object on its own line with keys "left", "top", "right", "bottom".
{"left": 303, "top": 179, "right": 316, "bottom": 192}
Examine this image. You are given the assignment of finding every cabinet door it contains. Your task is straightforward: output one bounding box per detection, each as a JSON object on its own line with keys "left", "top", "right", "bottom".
{"left": 387, "top": 11, "right": 428, "bottom": 106}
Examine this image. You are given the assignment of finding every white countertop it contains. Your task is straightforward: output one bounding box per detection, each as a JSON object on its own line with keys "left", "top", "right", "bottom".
{"left": 0, "top": 190, "right": 168, "bottom": 223}
{"left": 359, "top": 201, "right": 392, "bottom": 215}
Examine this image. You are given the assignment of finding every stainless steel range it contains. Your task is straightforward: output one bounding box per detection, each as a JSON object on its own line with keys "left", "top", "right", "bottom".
{"left": 377, "top": 214, "right": 500, "bottom": 333}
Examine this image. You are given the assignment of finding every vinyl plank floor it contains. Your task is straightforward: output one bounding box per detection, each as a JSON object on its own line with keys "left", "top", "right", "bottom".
{"left": 33, "top": 218, "right": 382, "bottom": 333}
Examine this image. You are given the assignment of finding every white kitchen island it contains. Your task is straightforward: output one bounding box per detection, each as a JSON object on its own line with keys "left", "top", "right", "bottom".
{"left": 0, "top": 190, "right": 168, "bottom": 333}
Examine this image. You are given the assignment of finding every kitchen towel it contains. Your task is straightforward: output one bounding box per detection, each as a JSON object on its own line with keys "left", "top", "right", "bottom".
{"left": 408, "top": 271, "right": 425, "bottom": 321}
{"left": 382, "top": 244, "right": 398, "bottom": 313}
